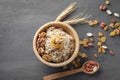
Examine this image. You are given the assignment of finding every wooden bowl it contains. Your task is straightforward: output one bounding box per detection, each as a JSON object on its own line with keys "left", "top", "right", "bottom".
{"left": 33, "top": 21, "right": 79, "bottom": 67}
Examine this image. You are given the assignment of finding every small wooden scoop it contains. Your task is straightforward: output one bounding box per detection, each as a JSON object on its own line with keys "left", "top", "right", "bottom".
{"left": 43, "top": 60, "right": 100, "bottom": 80}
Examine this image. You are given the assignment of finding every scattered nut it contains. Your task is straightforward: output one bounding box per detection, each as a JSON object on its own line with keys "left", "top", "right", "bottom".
{"left": 93, "top": 20, "right": 99, "bottom": 25}
{"left": 81, "top": 53, "right": 88, "bottom": 58}
{"left": 109, "top": 31, "right": 116, "bottom": 37}
{"left": 88, "top": 42, "right": 94, "bottom": 47}
{"left": 102, "top": 45, "right": 108, "bottom": 49}
{"left": 104, "top": 26, "right": 108, "bottom": 31}
{"left": 105, "top": 0, "right": 110, "bottom": 5}
{"left": 93, "top": 53, "right": 98, "bottom": 58}
{"left": 97, "top": 42, "right": 102, "bottom": 46}
{"left": 86, "top": 32, "right": 93, "bottom": 37}
{"left": 109, "top": 50, "right": 115, "bottom": 56}
{"left": 114, "top": 12, "right": 120, "bottom": 18}
{"left": 111, "top": 18, "right": 116, "bottom": 23}
{"left": 100, "top": 22, "right": 106, "bottom": 28}
{"left": 98, "top": 32, "right": 104, "bottom": 37}
{"left": 109, "top": 23, "right": 115, "bottom": 28}
{"left": 99, "top": 5, "right": 107, "bottom": 11}
{"left": 89, "top": 37, "right": 94, "bottom": 42}
{"left": 115, "top": 23, "right": 120, "bottom": 28}
{"left": 100, "top": 36, "right": 107, "bottom": 43}
{"left": 106, "top": 9, "right": 112, "bottom": 15}
{"left": 88, "top": 21, "right": 94, "bottom": 26}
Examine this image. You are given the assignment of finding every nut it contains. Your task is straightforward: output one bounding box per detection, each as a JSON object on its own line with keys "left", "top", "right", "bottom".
{"left": 109, "top": 50, "right": 115, "bottom": 56}
{"left": 42, "top": 54, "right": 52, "bottom": 62}
{"left": 38, "top": 47, "right": 44, "bottom": 55}
{"left": 100, "top": 22, "right": 106, "bottom": 28}
{"left": 93, "top": 20, "right": 99, "bottom": 25}
{"left": 104, "top": 26, "right": 108, "bottom": 31}
{"left": 93, "top": 53, "right": 98, "bottom": 58}
{"left": 115, "top": 23, "right": 120, "bottom": 28}
{"left": 105, "top": 0, "right": 110, "bottom": 5}
{"left": 97, "top": 42, "right": 102, "bottom": 46}
{"left": 98, "top": 32, "right": 104, "bottom": 37}
{"left": 111, "top": 18, "right": 116, "bottom": 23}
{"left": 81, "top": 53, "right": 88, "bottom": 58}
{"left": 88, "top": 42, "right": 94, "bottom": 47}
{"left": 109, "top": 31, "right": 116, "bottom": 37}
{"left": 109, "top": 23, "right": 115, "bottom": 29}
{"left": 89, "top": 37, "right": 94, "bottom": 42}
{"left": 100, "top": 36, "right": 107, "bottom": 43}
{"left": 88, "top": 21, "right": 94, "bottom": 26}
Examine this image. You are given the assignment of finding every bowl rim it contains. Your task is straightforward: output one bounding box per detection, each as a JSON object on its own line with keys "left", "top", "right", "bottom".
{"left": 33, "top": 21, "right": 80, "bottom": 67}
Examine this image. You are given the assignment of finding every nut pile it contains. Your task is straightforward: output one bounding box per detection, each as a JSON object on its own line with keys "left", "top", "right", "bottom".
{"left": 84, "top": 61, "right": 98, "bottom": 72}
{"left": 36, "top": 32, "right": 52, "bottom": 62}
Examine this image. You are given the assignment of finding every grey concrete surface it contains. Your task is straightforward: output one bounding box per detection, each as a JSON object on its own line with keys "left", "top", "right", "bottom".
{"left": 0, "top": 0, "right": 120, "bottom": 80}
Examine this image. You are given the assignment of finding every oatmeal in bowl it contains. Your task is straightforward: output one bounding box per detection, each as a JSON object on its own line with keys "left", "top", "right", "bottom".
{"left": 33, "top": 22, "right": 79, "bottom": 67}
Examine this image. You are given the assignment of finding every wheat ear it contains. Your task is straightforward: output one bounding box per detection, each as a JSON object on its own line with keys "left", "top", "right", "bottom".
{"left": 56, "top": 2, "right": 77, "bottom": 21}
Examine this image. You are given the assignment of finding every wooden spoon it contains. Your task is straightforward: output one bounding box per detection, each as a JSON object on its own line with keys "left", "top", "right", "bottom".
{"left": 43, "top": 60, "right": 100, "bottom": 80}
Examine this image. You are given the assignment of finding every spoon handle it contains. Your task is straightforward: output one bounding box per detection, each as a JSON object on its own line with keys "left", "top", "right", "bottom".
{"left": 43, "top": 68, "right": 83, "bottom": 80}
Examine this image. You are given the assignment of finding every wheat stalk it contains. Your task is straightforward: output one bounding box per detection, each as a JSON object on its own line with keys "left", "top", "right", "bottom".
{"left": 64, "top": 14, "right": 91, "bottom": 25}
{"left": 56, "top": 2, "right": 77, "bottom": 21}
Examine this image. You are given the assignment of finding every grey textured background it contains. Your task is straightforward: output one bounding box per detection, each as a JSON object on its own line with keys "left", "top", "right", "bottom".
{"left": 0, "top": 0, "right": 120, "bottom": 80}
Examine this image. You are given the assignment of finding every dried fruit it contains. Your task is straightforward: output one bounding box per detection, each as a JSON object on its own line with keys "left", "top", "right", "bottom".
{"left": 89, "top": 37, "right": 94, "bottom": 42}
{"left": 118, "top": 26, "right": 120, "bottom": 30}
{"left": 93, "top": 53, "right": 98, "bottom": 58}
{"left": 115, "top": 23, "right": 120, "bottom": 28}
{"left": 97, "top": 38, "right": 101, "bottom": 42}
{"left": 81, "top": 53, "right": 88, "bottom": 58}
{"left": 109, "top": 31, "right": 116, "bottom": 37}
{"left": 109, "top": 23, "right": 115, "bottom": 28}
{"left": 83, "top": 38, "right": 89, "bottom": 43}
{"left": 93, "top": 20, "right": 99, "bottom": 25}
{"left": 88, "top": 21, "right": 94, "bottom": 26}
{"left": 105, "top": 0, "right": 110, "bottom": 5}
{"left": 97, "top": 42, "right": 102, "bottom": 46}
{"left": 101, "top": 48, "right": 106, "bottom": 54}
{"left": 100, "top": 36, "right": 107, "bottom": 43}
{"left": 80, "top": 40, "right": 83, "bottom": 45}
{"left": 98, "top": 32, "right": 104, "bottom": 37}
{"left": 111, "top": 18, "right": 116, "bottom": 23}
{"left": 104, "top": 26, "right": 108, "bottom": 31}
